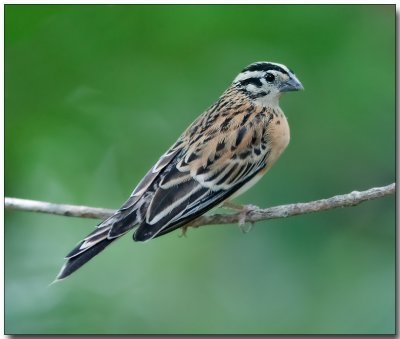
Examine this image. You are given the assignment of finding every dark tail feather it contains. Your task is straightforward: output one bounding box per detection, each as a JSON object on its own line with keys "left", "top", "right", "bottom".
{"left": 54, "top": 237, "right": 116, "bottom": 281}
{"left": 53, "top": 208, "right": 140, "bottom": 283}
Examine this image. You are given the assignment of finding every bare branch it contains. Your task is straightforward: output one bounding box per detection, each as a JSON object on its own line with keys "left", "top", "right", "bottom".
{"left": 4, "top": 183, "right": 395, "bottom": 228}
{"left": 4, "top": 198, "right": 114, "bottom": 219}
{"left": 189, "top": 183, "right": 395, "bottom": 227}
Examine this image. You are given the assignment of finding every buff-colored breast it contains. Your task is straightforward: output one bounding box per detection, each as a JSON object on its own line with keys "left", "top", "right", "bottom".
{"left": 265, "top": 111, "right": 290, "bottom": 169}
{"left": 229, "top": 109, "right": 290, "bottom": 199}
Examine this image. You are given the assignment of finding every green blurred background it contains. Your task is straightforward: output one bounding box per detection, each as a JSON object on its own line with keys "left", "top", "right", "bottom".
{"left": 5, "top": 4, "right": 395, "bottom": 334}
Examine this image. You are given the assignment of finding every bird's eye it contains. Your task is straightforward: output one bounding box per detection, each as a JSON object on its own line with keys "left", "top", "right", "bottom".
{"left": 265, "top": 73, "right": 275, "bottom": 82}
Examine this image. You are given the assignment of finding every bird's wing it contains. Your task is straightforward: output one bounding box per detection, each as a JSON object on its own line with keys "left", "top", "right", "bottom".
{"left": 65, "top": 137, "right": 185, "bottom": 259}
{"left": 133, "top": 107, "right": 272, "bottom": 241}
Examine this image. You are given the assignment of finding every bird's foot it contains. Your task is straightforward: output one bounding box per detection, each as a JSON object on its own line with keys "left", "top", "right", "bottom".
{"left": 237, "top": 204, "right": 259, "bottom": 234}
{"left": 179, "top": 225, "right": 189, "bottom": 238}
{"left": 179, "top": 221, "right": 201, "bottom": 238}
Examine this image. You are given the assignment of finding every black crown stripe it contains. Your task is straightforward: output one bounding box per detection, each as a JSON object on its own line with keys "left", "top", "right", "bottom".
{"left": 242, "top": 63, "right": 289, "bottom": 76}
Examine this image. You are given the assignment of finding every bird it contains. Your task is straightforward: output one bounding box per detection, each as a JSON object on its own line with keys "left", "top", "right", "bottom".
{"left": 55, "top": 61, "right": 303, "bottom": 281}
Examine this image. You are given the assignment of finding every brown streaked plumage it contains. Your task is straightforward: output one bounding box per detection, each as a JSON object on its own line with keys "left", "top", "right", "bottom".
{"left": 55, "top": 61, "right": 303, "bottom": 281}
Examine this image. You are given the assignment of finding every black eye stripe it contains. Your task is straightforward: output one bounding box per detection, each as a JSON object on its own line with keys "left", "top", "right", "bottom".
{"left": 239, "top": 77, "right": 263, "bottom": 87}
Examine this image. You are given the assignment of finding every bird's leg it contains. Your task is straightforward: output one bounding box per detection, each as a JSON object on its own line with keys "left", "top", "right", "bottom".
{"left": 220, "top": 200, "right": 246, "bottom": 211}
{"left": 222, "top": 200, "right": 260, "bottom": 213}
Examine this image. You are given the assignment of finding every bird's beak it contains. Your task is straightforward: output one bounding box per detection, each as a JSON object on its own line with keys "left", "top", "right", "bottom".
{"left": 280, "top": 74, "right": 304, "bottom": 92}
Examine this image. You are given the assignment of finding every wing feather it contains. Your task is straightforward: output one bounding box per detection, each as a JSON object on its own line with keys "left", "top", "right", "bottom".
{"left": 118, "top": 138, "right": 185, "bottom": 212}
{"left": 105, "top": 138, "right": 185, "bottom": 238}
{"left": 133, "top": 105, "right": 271, "bottom": 241}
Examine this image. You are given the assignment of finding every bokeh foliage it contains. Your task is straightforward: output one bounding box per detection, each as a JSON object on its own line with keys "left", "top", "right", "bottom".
{"left": 5, "top": 4, "right": 395, "bottom": 334}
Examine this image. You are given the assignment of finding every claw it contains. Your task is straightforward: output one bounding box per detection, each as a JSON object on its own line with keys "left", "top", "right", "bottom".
{"left": 239, "top": 222, "right": 254, "bottom": 234}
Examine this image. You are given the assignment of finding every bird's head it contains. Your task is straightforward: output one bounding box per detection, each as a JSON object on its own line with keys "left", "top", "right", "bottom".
{"left": 233, "top": 61, "right": 304, "bottom": 106}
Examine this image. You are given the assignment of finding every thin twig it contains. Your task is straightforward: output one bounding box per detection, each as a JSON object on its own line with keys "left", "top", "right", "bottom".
{"left": 4, "top": 198, "right": 114, "bottom": 219}
{"left": 4, "top": 183, "right": 395, "bottom": 227}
